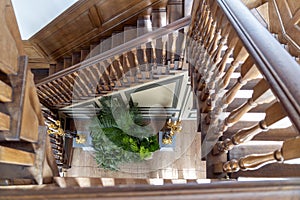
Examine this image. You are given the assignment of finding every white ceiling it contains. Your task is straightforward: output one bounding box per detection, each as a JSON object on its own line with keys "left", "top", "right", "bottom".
{"left": 11, "top": 0, "right": 78, "bottom": 40}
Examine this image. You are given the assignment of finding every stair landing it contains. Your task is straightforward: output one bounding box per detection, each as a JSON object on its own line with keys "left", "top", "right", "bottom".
{"left": 63, "top": 120, "right": 206, "bottom": 184}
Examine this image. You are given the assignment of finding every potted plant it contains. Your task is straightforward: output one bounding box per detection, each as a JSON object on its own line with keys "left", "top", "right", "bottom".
{"left": 89, "top": 96, "right": 159, "bottom": 171}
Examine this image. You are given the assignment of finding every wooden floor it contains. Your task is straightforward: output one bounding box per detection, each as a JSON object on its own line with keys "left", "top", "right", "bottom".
{"left": 65, "top": 120, "right": 206, "bottom": 181}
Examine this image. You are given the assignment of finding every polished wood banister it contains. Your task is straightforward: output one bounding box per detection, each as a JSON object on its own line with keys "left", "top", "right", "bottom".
{"left": 217, "top": 0, "right": 300, "bottom": 132}
{"left": 36, "top": 16, "right": 191, "bottom": 86}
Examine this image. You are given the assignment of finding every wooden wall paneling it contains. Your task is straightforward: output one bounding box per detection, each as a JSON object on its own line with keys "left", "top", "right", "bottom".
{"left": 0, "top": 0, "right": 24, "bottom": 75}
{"left": 29, "top": 0, "right": 165, "bottom": 61}
{"left": 23, "top": 40, "right": 51, "bottom": 70}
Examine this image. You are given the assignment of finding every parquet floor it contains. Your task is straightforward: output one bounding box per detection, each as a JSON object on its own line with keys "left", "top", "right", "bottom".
{"left": 65, "top": 120, "right": 206, "bottom": 182}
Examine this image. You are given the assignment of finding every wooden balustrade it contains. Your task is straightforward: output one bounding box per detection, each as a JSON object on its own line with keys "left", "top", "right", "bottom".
{"left": 215, "top": 137, "right": 300, "bottom": 173}
{"left": 188, "top": 0, "right": 300, "bottom": 178}
{"left": 35, "top": 17, "right": 190, "bottom": 109}
{"left": 214, "top": 102, "right": 290, "bottom": 154}
{"left": 221, "top": 79, "right": 275, "bottom": 132}
{"left": 222, "top": 57, "right": 261, "bottom": 106}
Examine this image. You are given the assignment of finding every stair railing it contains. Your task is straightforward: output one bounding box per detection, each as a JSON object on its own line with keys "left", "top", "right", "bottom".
{"left": 36, "top": 16, "right": 191, "bottom": 109}
{"left": 188, "top": 0, "right": 300, "bottom": 175}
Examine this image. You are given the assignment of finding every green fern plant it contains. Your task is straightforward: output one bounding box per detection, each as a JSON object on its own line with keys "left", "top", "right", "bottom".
{"left": 89, "top": 96, "right": 159, "bottom": 171}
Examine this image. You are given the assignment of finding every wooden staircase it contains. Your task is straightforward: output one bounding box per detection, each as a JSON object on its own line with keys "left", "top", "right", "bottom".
{"left": 1, "top": 1, "right": 300, "bottom": 197}
{"left": 188, "top": 0, "right": 300, "bottom": 179}
{"left": 0, "top": 0, "right": 58, "bottom": 185}
{"left": 35, "top": 16, "right": 190, "bottom": 110}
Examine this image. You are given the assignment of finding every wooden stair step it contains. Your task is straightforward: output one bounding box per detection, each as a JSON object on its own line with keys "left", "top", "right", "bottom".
{"left": 99, "top": 38, "right": 111, "bottom": 53}
{"left": 71, "top": 52, "right": 81, "bottom": 65}
{"left": 63, "top": 57, "right": 72, "bottom": 69}
{"left": 80, "top": 49, "right": 90, "bottom": 62}
{"left": 112, "top": 31, "right": 124, "bottom": 48}
{"left": 123, "top": 26, "right": 137, "bottom": 42}
{"left": 0, "top": 145, "right": 35, "bottom": 166}
{"left": 0, "top": 80, "right": 12, "bottom": 102}
{"left": 0, "top": 112, "right": 10, "bottom": 131}
{"left": 89, "top": 43, "right": 100, "bottom": 57}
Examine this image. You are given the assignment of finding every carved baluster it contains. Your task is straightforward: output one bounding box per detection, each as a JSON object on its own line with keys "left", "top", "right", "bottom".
{"left": 214, "top": 102, "right": 291, "bottom": 154}
{"left": 203, "top": 40, "right": 249, "bottom": 114}
{"left": 151, "top": 40, "right": 157, "bottom": 71}
{"left": 198, "top": 5, "right": 210, "bottom": 43}
{"left": 196, "top": 27, "right": 221, "bottom": 84}
{"left": 106, "top": 58, "right": 122, "bottom": 87}
{"left": 198, "top": 23, "right": 231, "bottom": 93}
{"left": 170, "top": 31, "right": 178, "bottom": 70}
{"left": 218, "top": 150, "right": 283, "bottom": 173}
{"left": 52, "top": 79, "right": 72, "bottom": 100}
{"left": 222, "top": 57, "right": 261, "bottom": 105}
{"left": 114, "top": 56, "right": 126, "bottom": 77}
{"left": 131, "top": 48, "right": 142, "bottom": 79}
{"left": 161, "top": 35, "right": 168, "bottom": 66}
{"left": 91, "top": 64, "right": 110, "bottom": 91}
{"left": 189, "top": 3, "right": 209, "bottom": 59}
{"left": 140, "top": 43, "right": 150, "bottom": 79}
{"left": 197, "top": 14, "right": 228, "bottom": 83}
{"left": 200, "top": 32, "right": 239, "bottom": 112}
{"left": 194, "top": 1, "right": 207, "bottom": 30}
{"left": 123, "top": 52, "right": 135, "bottom": 84}
{"left": 222, "top": 79, "right": 275, "bottom": 132}
{"left": 203, "top": 6, "right": 223, "bottom": 48}
{"left": 216, "top": 137, "right": 300, "bottom": 173}
{"left": 99, "top": 61, "right": 113, "bottom": 87}
{"left": 178, "top": 28, "right": 187, "bottom": 69}
{"left": 72, "top": 72, "right": 90, "bottom": 97}
{"left": 219, "top": 41, "right": 249, "bottom": 90}
{"left": 207, "top": 30, "right": 239, "bottom": 89}
{"left": 86, "top": 66, "right": 104, "bottom": 91}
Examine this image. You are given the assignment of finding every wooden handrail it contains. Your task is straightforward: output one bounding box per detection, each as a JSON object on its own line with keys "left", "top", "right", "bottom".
{"left": 217, "top": 0, "right": 300, "bottom": 132}
{"left": 36, "top": 16, "right": 191, "bottom": 86}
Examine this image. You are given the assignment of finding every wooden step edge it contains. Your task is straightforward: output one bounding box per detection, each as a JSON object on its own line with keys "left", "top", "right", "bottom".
{"left": 0, "top": 80, "right": 12, "bottom": 102}
{"left": 0, "top": 112, "right": 10, "bottom": 131}
{"left": 0, "top": 145, "right": 35, "bottom": 166}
